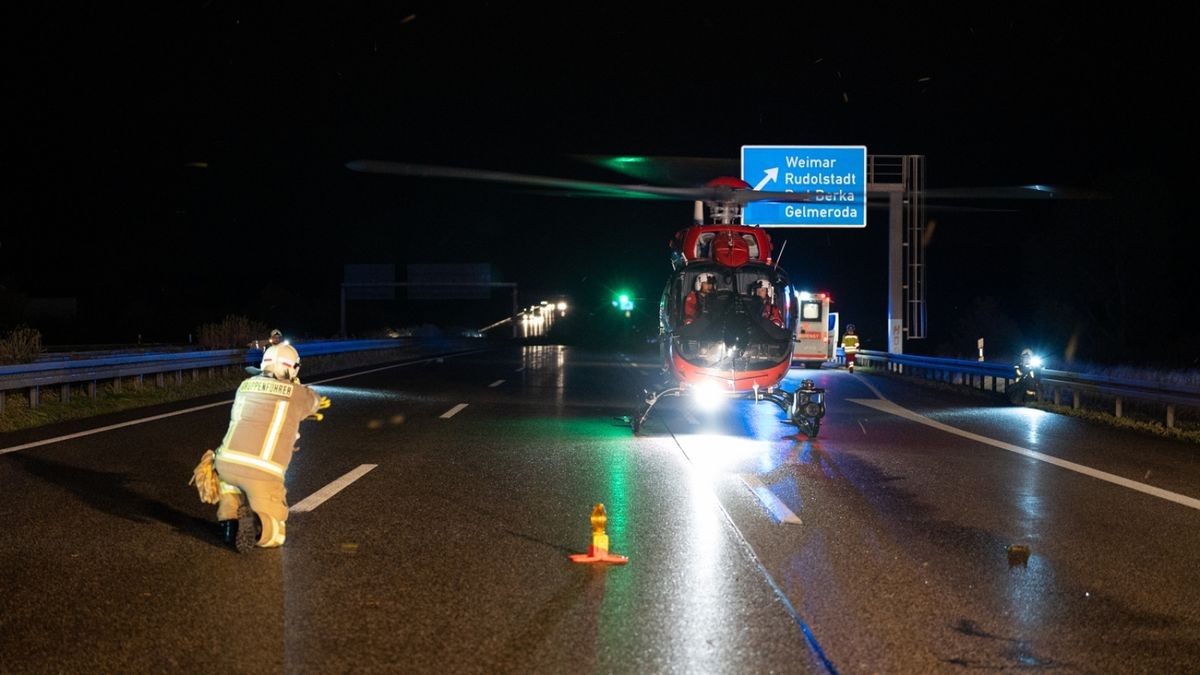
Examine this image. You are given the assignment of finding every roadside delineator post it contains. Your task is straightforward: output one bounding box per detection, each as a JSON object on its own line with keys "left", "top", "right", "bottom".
{"left": 569, "top": 503, "right": 628, "bottom": 565}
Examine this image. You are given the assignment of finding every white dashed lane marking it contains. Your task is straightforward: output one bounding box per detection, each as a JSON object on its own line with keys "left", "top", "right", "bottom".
{"left": 291, "top": 464, "right": 377, "bottom": 513}
{"left": 740, "top": 474, "right": 802, "bottom": 524}
{"left": 440, "top": 403, "right": 469, "bottom": 419}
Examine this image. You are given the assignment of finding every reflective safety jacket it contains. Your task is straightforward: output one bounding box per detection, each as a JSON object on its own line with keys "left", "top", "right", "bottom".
{"left": 215, "top": 375, "right": 322, "bottom": 481}
{"left": 841, "top": 333, "right": 860, "bottom": 354}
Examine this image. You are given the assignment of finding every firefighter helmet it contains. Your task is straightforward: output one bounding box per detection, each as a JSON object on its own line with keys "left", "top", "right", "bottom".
{"left": 261, "top": 343, "right": 301, "bottom": 382}
{"left": 695, "top": 272, "right": 716, "bottom": 291}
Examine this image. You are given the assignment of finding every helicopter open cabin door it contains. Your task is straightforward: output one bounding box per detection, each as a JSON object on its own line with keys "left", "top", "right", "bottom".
{"left": 792, "top": 291, "right": 831, "bottom": 370}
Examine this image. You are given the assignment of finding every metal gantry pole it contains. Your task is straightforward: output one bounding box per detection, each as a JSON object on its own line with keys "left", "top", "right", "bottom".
{"left": 888, "top": 188, "right": 905, "bottom": 355}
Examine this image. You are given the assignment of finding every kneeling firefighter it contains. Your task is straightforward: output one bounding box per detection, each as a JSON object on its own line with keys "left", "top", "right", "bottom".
{"left": 191, "top": 343, "right": 329, "bottom": 551}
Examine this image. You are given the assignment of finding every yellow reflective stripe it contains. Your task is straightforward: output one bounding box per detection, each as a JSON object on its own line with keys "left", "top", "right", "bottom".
{"left": 260, "top": 516, "right": 286, "bottom": 547}
{"left": 217, "top": 450, "right": 285, "bottom": 478}
{"left": 261, "top": 400, "right": 290, "bottom": 460}
{"left": 219, "top": 482, "right": 243, "bottom": 494}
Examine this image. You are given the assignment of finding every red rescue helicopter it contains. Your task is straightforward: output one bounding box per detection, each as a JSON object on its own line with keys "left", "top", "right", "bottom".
{"left": 345, "top": 159, "right": 828, "bottom": 436}
{"left": 635, "top": 177, "right": 824, "bottom": 435}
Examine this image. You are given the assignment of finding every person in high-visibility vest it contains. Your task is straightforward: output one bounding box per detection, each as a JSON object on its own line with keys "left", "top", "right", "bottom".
{"left": 212, "top": 343, "right": 328, "bottom": 552}
{"left": 841, "top": 324, "right": 860, "bottom": 372}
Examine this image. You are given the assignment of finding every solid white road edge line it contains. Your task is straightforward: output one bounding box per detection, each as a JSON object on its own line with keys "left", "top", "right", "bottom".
{"left": 849, "top": 398, "right": 1200, "bottom": 511}
{"left": 740, "top": 473, "right": 803, "bottom": 524}
{"left": 0, "top": 351, "right": 487, "bottom": 455}
{"left": 291, "top": 464, "right": 377, "bottom": 513}
{"left": 0, "top": 400, "right": 233, "bottom": 455}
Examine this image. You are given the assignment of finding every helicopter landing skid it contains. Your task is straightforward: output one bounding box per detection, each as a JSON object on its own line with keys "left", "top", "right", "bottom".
{"left": 757, "top": 388, "right": 825, "bottom": 437}
{"left": 756, "top": 389, "right": 794, "bottom": 415}
{"left": 630, "top": 385, "right": 797, "bottom": 434}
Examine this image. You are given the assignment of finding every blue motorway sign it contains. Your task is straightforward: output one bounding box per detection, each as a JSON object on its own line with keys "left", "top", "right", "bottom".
{"left": 741, "top": 145, "right": 867, "bottom": 227}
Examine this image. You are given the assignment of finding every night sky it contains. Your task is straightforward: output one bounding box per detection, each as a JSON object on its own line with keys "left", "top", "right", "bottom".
{"left": 4, "top": 5, "right": 1195, "bottom": 365}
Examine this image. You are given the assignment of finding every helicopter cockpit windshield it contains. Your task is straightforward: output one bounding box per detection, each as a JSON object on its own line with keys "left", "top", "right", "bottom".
{"left": 666, "top": 263, "right": 793, "bottom": 370}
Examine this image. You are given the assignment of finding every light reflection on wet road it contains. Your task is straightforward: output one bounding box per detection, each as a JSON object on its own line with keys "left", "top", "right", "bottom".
{"left": 637, "top": 359, "right": 1200, "bottom": 673}
{"left": 1, "top": 346, "right": 1197, "bottom": 673}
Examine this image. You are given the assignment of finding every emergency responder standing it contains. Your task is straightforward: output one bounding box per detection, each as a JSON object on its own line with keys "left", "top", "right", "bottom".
{"left": 247, "top": 328, "right": 284, "bottom": 351}
{"left": 1010, "top": 348, "right": 1040, "bottom": 404}
{"left": 841, "top": 324, "right": 860, "bottom": 372}
{"left": 213, "top": 342, "right": 328, "bottom": 552}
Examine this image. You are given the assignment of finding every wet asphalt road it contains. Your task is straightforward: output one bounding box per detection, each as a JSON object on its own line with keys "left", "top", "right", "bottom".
{"left": 1, "top": 345, "right": 1197, "bottom": 674}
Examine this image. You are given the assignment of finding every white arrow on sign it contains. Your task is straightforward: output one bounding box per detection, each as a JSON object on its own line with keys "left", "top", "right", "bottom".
{"left": 752, "top": 167, "right": 779, "bottom": 191}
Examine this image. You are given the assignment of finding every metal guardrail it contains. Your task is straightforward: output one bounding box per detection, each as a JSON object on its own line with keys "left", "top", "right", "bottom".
{"left": 853, "top": 349, "right": 1200, "bottom": 429}
{"left": 0, "top": 339, "right": 481, "bottom": 412}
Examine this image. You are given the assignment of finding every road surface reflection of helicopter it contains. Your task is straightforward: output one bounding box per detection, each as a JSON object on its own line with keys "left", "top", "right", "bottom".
{"left": 344, "top": 159, "right": 841, "bottom": 436}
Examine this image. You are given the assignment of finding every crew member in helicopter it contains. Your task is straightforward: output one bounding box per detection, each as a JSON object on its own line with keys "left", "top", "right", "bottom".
{"left": 210, "top": 342, "right": 328, "bottom": 552}
{"left": 752, "top": 279, "right": 784, "bottom": 328}
{"left": 684, "top": 272, "right": 717, "bottom": 325}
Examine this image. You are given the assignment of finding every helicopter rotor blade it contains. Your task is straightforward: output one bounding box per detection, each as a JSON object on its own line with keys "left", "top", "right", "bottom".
{"left": 571, "top": 154, "right": 739, "bottom": 187}
{"left": 346, "top": 160, "right": 832, "bottom": 204}
{"left": 346, "top": 160, "right": 673, "bottom": 200}
{"left": 917, "top": 185, "right": 1110, "bottom": 200}
{"left": 572, "top": 154, "right": 1109, "bottom": 203}
{"left": 347, "top": 159, "right": 1099, "bottom": 212}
